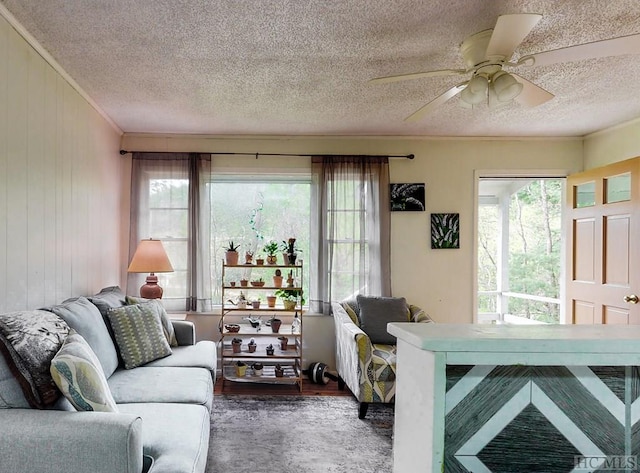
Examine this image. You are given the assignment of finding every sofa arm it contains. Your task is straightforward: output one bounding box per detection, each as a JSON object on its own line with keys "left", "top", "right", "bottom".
{"left": 172, "top": 320, "right": 196, "bottom": 345}
{"left": 332, "top": 302, "right": 372, "bottom": 400}
{"left": 0, "top": 409, "right": 143, "bottom": 473}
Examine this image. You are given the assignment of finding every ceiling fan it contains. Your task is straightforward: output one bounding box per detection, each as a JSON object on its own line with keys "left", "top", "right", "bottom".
{"left": 370, "top": 14, "right": 640, "bottom": 122}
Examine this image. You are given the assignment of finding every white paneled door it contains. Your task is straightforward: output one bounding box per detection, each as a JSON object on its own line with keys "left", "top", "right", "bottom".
{"left": 566, "top": 157, "right": 640, "bottom": 324}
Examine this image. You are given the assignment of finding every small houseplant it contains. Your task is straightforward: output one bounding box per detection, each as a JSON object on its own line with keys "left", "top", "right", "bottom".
{"left": 263, "top": 241, "right": 279, "bottom": 264}
{"left": 275, "top": 288, "right": 304, "bottom": 311}
{"left": 281, "top": 238, "right": 300, "bottom": 265}
{"left": 224, "top": 241, "right": 240, "bottom": 266}
{"left": 272, "top": 269, "right": 283, "bottom": 288}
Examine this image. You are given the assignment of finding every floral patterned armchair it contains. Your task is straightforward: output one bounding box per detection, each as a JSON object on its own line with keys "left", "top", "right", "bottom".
{"left": 332, "top": 299, "right": 433, "bottom": 419}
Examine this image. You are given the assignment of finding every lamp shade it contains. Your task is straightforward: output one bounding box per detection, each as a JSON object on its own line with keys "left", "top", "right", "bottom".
{"left": 460, "top": 75, "right": 488, "bottom": 105}
{"left": 492, "top": 71, "right": 523, "bottom": 103}
{"left": 128, "top": 239, "right": 174, "bottom": 273}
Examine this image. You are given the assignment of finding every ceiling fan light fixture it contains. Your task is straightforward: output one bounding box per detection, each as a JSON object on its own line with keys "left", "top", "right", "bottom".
{"left": 460, "top": 76, "right": 488, "bottom": 105}
{"left": 492, "top": 71, "right": 523, "bottom": 102}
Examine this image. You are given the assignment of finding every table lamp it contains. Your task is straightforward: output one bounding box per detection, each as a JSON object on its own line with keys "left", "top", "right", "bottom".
{"left": 127, "top": 239, "right": 174, "bottom": 299}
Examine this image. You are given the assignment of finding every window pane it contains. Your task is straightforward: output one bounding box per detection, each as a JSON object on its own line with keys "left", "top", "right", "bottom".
{"left": 150, "top": 209, "right": 188, "bottom": 238}
{"left": 605, "top": 173, "right": 631, "bottom": 204}
{"left": 210, "top": 179, "right": 311, "bottom": 305}
{"left": 575, "top": 181, "right": 595, "bottom": 208}
{"left": 329, "top": 210, "right": 363, "bottom": 240}
{"left": 150, "top": 179, "right": 188, "bottom": 208}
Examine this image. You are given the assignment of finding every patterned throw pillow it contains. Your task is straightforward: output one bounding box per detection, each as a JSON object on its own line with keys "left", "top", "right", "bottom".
{"left": 0, "top": 310, "right": 69, "bottom": 408}
{"left": 50, "top": 330, "right": 118, "bottom": 412}
{"left": 107, "top": 303, "right": 172, "bottom": 369}
{"left": 125, "top": 296, "right": 178, "bottom": 347}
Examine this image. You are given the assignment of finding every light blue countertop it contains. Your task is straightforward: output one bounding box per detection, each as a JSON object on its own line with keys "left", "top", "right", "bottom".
{"left": 387, "top": 323, "right": 640, "bottom": 355}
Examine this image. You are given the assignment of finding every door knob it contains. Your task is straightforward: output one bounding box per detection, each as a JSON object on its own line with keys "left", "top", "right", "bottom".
{"left": 624, "top": 294, "right": 639, "bottom": 304}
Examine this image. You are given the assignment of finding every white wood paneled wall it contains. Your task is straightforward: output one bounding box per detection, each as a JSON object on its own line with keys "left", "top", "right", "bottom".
{"left": 0, "top": 15, "right": 123, "bottom": 313}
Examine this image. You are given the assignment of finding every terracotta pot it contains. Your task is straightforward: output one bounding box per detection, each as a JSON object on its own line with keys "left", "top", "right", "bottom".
{"left": 271, "top": 318, "right": 282, "bottom": 333}
{"left": 225, "top": 250, "right": 239, "bottom": 266}
{"left": 240, "top": 279, "right": 248, "bottom": 287}
{"left": 272, "top": 275, "right": 283, "bottom": 288}
{"left": 278, "top": 336, "right": 288, "bottom": 350}
{"left": 231, "top": 339, "right": 242, "bottom": 353}
{"left": 267, "top": 296, "right": 277, "bottom": 308}
{"left": 256, "top": 258, "right": 265, "bottom": 265}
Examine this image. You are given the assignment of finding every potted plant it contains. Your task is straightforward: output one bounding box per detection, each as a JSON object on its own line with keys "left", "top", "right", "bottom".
{"left": 231, "top": 337, "right": 242, "bottom": 353}
{"left": 275, "top": 288, "right": 304, "bottom": 311}
{"left": 240, "top": 278, "right": 249, "bottom": 287}
{"left": 255, "top": 254, "right": 265, "bottom": 265}
{"left": 244, "top": 251, "right": 253, "bottom": 264}
{"left": 269, "top": 315, "right": 282, "bottom": 333}
{"left": 266, "top": 294, "right": 277, "bottom": 308}
{"left": 282, "top": 238, "right": 300, "bottom": 265}
{"left": 251, "top": 362, "right": 263, "bottom": 376}
{"left": 251, "top": 298, "right": 261, "bottom": 309}
{"left": 250, "top": 277, "right": 265, "bottom": 287}
{"left": 235, "top": 361, "right": 247, "bottom": 376}
{"left": 224, "top": 241, "right": 240, "bottom": 266}
{"left": 247, "top": 338, "right": 257, "bottom": 353}
{"left": 263, "top": 241, "right": 279, "bottom": 264}
{"left": 275, "top": 364, "right": 285, "bottom": 378}
{"left": 272, "top": 269, "right": 283, "bottom": 288}
{"left": 266, "top": 344, "right": 275, "bottom": 355}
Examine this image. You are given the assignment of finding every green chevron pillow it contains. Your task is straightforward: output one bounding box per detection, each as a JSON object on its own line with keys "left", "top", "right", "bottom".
{"left": 107, "top": 302, "right": 172, "bottom": 369}
{"left": 50, "top": 330, "right": 118, "bottom": 412}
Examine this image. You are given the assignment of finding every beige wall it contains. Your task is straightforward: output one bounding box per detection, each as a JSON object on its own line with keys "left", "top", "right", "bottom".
{"left": 0, "top": 13, "right": 123, "bottom": 312}
{"left": 584, "top": 118, "right": 640, "bottom": 169}
{"left": 121, "top": 134, "right": 583, "bottom": 325}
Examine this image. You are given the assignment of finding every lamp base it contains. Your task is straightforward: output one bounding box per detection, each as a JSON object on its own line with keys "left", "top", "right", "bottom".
{"left": 140, "top": 273, "right": 163, "bottom": 299}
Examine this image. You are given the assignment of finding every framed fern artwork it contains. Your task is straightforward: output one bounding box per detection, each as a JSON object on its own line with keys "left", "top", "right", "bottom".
{"left": 431, "top": 213, "right": 460, "bottom": 249}
{"left": 390, "top": 183, "right": 425, "bottom": 211}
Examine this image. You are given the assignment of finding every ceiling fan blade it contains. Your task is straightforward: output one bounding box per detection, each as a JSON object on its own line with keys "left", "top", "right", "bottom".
{"left": 486, "top": 13, "right": 542, "bottom": 60}
{"left": 525, "top": 33, "right": 640, "bottom": 67}
{"left": 405, "top": 83, "right": 467, "bottom": 122}
{"left": 511, "top": 73, "right": 554, "bottom": 107}
{"left": 369, "top": 69, "right": 467, "bottom": 85}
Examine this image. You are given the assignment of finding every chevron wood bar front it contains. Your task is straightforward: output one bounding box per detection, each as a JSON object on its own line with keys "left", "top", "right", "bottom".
{"left": 387, "top": 323, "right": 640, "bottom": 473}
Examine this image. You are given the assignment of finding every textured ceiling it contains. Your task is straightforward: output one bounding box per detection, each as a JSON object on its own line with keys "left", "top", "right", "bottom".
{"left": 3, "top": 0, "right": 640, "bottom": 137}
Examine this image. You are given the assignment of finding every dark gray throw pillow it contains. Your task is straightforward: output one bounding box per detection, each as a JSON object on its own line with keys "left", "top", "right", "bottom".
{"left": 356, "top": 295, "right": 408, "bottom": 345}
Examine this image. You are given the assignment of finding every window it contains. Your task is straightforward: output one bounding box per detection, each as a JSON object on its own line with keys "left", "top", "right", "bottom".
{"left": 148, "top": 178, "right": 189, "bottom": 299}
{"left": 129, "top": 153, "right": 390, "bottom": 313}
{"left": 209, "top": 177, "right": 311, "bottom": 306}
{"left": 477, "top": 177, "right": 564, "bottom": 324}
{"left": 325, "top": 178, "right": 370, "bottom": 302}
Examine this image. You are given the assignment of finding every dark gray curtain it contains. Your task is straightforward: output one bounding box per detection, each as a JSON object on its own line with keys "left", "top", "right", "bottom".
{"left": 310, "top": 156, "right": 391, "bottom": 314}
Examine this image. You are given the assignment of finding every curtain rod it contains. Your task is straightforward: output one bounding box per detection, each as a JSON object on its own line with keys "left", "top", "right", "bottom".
{"left": 119, "top": 150, "right": 414, "bottom": 160}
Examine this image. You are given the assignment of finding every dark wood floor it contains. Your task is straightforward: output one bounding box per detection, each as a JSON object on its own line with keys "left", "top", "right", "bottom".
{"left": 214, "top": 376, "right": 351, "bottom": 396}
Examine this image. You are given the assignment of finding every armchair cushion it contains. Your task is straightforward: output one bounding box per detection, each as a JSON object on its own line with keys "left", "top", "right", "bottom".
{"left": 356, "top": 295, "right": 408, "bottom": 344}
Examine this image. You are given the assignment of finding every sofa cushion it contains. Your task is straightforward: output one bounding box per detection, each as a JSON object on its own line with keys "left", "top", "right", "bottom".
{"left": 0, "top": 310, "right": 69, "bottom": 408}
{"left": 44, "top": 297, "right": 120, "bottom": 378}
{"left": 370, "top": 343, "right": 397, "bottom": 382}
{"left": 108, "top": 366, "right": 213, "bottom": 410}
{"left": 107, "top": 303, "right": 172, "bottom": 369}
{"left": 118, "top": 403, "right": 210, "bottom": 473}
{"left": 87, "top": 286, "right": 127, "bottom": 318}
{"left": 50, "top": 330, "right": 118, "bottom": 412}
{"left": 126, "top": 296, "right": 178, "bottom": 347}
{"left": 143, "top": 341, "right": 217, "bottom": 371}
{"left": 356, "top": 295, "right": 408, "bottom": 345}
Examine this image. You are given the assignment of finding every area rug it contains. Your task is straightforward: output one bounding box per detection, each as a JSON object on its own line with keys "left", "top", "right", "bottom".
{"left": 207, "top": 395, "right": 394, "bottom": 473}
